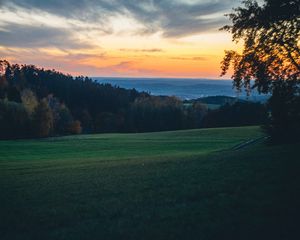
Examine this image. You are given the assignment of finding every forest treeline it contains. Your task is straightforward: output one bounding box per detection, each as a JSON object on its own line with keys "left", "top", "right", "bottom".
{"left": 0, "top": 60, "right": 267, "bottom": 139}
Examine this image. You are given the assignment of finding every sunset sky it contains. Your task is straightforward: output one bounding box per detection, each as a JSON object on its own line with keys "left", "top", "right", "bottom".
{"left": 0, "top": 0, "right": 243, "bottom": 78}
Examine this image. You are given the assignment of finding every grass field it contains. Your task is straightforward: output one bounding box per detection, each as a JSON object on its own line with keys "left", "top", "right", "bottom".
{"left": 0, "top": 126, "right": 299, "bottom": 239}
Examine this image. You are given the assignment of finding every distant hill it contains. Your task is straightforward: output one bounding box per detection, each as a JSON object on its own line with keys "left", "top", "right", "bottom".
{"left": 95, "top": 77, "right": 269, "bottom": 100}
{"left": 185, "top": 95, "right": 241, "bottom": 105}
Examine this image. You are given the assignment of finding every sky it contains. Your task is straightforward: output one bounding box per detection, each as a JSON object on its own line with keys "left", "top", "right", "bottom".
{"left": 0, "top": 0, "right": 243, "bottom": 78}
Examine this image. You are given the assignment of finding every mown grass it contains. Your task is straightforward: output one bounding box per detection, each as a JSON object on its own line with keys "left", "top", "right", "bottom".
{"left": 0, "top": 126, "right": 299, "bottom": 240}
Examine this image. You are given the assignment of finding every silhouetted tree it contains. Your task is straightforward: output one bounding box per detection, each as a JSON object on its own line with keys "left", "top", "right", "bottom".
{"left": 202, "top": 102, "right": 268, "bottom": 128}
{"left": 264, "top": 81, "right": 300, "bottom": 141}
{"left": 221, "top": 0, "right": 300, "bottom": 142}
{"left": 129, "top": 96, "right": 184, "bottom": 132}
{"left": 56, "top": 105, "right": 73, "bottom": 134}
{"left": 95, "top": 112, "right": 124, "bottom": 133}
{"left": 0, "top": 100, "right": 31, "bottom": 139}
{"left": 74, "top": 109, "right": 93, "bottom": 133}
{"left": 185, "top": 102, "right": 208, "bottom": 128}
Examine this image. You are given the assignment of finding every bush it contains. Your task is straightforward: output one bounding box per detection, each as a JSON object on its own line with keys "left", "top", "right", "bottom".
{"left": 68, "top": 120, "right": 82, "bottom": 134}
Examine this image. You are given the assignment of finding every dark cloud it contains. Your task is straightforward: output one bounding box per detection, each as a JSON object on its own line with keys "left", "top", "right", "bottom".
{"left": 0, "top": 23, "right": 93, "bottom": 49}
{"left": 0, "top": 0, "right": 236, "bottom": 37}
{"left": 65, "top": 52, "right": 107, "bottom": 60}
{"left": 123, "top": 0, "right": 235, "bottom": 37}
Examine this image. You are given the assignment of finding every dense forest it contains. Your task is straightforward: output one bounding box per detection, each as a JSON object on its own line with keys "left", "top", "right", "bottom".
{"left": 0, "top": 60, "right": 267, "bottom": 139}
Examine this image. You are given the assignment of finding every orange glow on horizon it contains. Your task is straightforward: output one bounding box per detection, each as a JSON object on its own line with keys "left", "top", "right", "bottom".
{"left": 20, "top": 31, "right": 239, "bottom": 79}
{"left": 0, "top": 8, "right": 242, "bottom": 79}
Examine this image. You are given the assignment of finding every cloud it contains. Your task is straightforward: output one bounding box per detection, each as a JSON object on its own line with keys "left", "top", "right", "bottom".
{"left": 119, "top": 48, "right": 163, "bottom": 52}
{"left": 0, "top": 23, "right": 94, "bottom": 49}
{"left": 0, "top": 47, "right": 215, "bottom": 77}
{"left": 90, "top": 61, "right": 171, "bottom": 77}
{"left": 171, "top": 56, "right": 208, "bottom": 61}
{"left": 0, "top": 47, "right": 101, "bottom": 67}
{"left": 0, "top": 0, "right": 237, "bottom": 38}
{"left": 0, "top": 47, "right": 155, "bottom": 77}
{"left": 0, "top": 0, "right": 237, "bottom": 78}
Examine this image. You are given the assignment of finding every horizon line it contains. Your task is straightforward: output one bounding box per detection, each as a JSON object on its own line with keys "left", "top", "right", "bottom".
{"left": 92, "top": 76, "right": 232, "bottom": 80}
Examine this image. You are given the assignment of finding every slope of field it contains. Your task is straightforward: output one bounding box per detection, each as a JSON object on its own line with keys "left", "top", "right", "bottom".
{"left": 0, "top": 126, "right": 261, "bottom": 162}
{"left": 0, "top": 126, "right": 299, "bottom": 240}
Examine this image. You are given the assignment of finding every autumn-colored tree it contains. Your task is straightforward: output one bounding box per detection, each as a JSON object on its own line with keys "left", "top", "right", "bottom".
{"left": 33, "top": 99, "right": 54, "bottom": 137}
{"left": 0, "top": 60, "right": 9, "bottom": 99}
{"left": 21, "top": 89, "right": 38, "bottom": 115}
{"left": 68, "top": 120, "right": 82, "bottom": 134}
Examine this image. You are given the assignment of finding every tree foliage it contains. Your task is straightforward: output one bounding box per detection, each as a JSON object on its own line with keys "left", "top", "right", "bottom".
{"left": 221, "top": 0, "right": 300, "bottom": 93}
{"left": 21, "top": 89, "right": 38, "bottom": 115}
{"left": 0, "top": 59, "right": 269, "bottom": 139}
{"left": 202, "top": 101, "right": 267, "bottom": 128}
{"left": 33, "top": 99, "right": 54, "bottom": 138}
{"left": 129, "top": 96, "right": 185, "bottom": 132}
{"left": 1, "top": 60, "right": 225, "bottom": 138}
{"left": 0, "top": 100, "right": 30, "bottom": 139}
{"left": 221, "top": 0, "right": 300, "bottom": 142}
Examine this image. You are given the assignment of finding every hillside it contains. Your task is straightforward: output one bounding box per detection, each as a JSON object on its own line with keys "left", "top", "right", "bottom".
{"left": 0, "top": 126, "right": 299, "bottom": 239}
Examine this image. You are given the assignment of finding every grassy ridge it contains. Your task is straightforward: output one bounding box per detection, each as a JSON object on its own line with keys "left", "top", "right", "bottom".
{"left": 0, "top": 126, "right": 299, "bottom": 240}
{"left": 0, "top": 126, "right": 261, "bottom": 162}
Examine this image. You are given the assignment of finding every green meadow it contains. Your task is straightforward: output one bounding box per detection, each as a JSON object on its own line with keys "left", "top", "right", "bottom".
{"left": 0, "top": 126, "right": 299, "bottom": 239}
